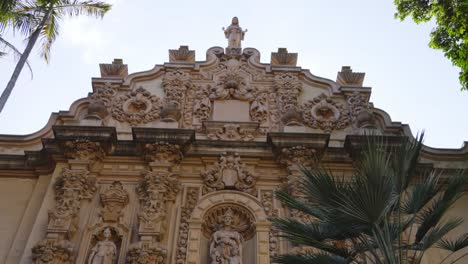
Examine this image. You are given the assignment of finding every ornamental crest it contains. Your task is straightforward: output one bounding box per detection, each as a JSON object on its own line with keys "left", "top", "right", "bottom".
{"left": 111, "top": 87, "right": 162, "bottom": 125}
{"left": 201, "top": 152, "right": 257, "bottom": 195}
{"left": 301, "top": 94, "right": 350, "bottom": 132}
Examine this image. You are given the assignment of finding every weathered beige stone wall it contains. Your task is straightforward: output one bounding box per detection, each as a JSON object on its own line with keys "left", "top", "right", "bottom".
{"left": 0, "top": 178, "right": 37, "bottom": 262}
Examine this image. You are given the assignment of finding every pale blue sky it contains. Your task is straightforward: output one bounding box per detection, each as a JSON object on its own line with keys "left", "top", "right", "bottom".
{"left": 0, "top": 0, "right": 466, "bottom": 148}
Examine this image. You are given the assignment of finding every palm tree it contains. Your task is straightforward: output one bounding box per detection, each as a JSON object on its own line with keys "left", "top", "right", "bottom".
{"left": 0, "top": 0, "right": 111, "bottom": 113}
{"left": 271, "top": 135, "right": 468, "bottom": 264}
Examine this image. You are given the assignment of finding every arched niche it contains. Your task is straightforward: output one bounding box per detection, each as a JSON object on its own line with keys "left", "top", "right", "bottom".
{"left": 186, "top": 191, "right": 271, "bottom": 264}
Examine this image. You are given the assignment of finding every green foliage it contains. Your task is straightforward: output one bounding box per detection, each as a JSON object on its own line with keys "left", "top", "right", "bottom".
{"left": 0, "top": 0, "right": 111, "bottom": 62}
{"left": 272, "top": 135, "right": 468, "bottom": 264}
{"left": 394, "top": 0, "right": 468, "bottom": 91}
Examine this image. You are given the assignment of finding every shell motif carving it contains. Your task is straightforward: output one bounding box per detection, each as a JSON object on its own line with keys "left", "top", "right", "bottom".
{"left": 301, "top": 94, "right": 350, "bottom": 132}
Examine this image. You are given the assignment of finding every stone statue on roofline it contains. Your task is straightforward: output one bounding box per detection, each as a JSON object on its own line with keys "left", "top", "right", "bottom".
{"left": 223, "top": 17, "right": 247, "bottom": 49}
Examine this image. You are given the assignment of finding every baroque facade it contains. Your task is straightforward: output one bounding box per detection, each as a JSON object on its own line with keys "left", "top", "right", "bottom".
{"left": 0, "top": 17, "right": 467, "bottom": 264}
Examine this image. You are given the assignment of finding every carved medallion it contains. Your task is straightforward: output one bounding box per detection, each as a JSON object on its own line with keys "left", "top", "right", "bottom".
{"left": 301, "top": 94, "right": 350, "bottom": 132}
{"left": 111, "top": 87, "right": 162, "bottom": 125}
{"left": 201, "top": 152, "right": 257, "bottom": 195}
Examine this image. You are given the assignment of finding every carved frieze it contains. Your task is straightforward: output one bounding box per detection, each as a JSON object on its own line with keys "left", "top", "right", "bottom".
{"left": 301, "top": 94, "right": 350, "bottom": 132}
{"left": 144, "top": 142, "right": 183, "bottom": 164}
{"left": 136, "top": 171, "right": 180, "bottom": 239}
{"left": 48, "top": 168, "right": 97, "bottom": 234}
{"left": 99, "top": 181, "right": 129, "bottom": 223}
{"left": 201, "top": 152, "right": 257, "bottom": 195}
{"left": 32, "top": 239, "right": 73, "bottom": 264}
{"left": 175, "top": 187, "right": 200, "bottom": 264}
{"left": 111, "top": 87, "right": 162, "bottom": 125}
{"left": 62, "top": 139, "right": 105, "bottom": 162}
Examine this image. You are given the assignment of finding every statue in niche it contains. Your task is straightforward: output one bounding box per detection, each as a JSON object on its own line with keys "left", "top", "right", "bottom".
{"left": 223, "top": 17, "right": 247, "bottom": 49}
{"left": 209, "top": 209, "right": 244, "bottom": 264}
{"left": 88, "top": 227, "right": 117, "bottom": 264}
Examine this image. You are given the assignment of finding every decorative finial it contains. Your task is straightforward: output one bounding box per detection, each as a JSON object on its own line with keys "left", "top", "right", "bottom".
{"left": 222, "top": 17, "right": 247, "bottom": 49}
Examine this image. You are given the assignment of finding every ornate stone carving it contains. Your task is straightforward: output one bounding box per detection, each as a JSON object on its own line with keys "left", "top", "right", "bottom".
{"left": 169, "top": 45, "right": 195, "bottom": 63}
{"left": 223, "top": 16, "right": 247, "bottom": 49}
{"left": 137, "top": 171, "right": 181, "bottom": 239}
{"left": 260, "top": 190, "right": 279, "bottom": 261}
{"left": 62, "top": 139, "right": 105, "bottom": 162}
{"left": 346, "top": 91, "right": 375, "bottom": 128}
{"left": 274, "top": 73, "right": 302, "bottom": 113}
{"left": 111, "top": 87, "right": 162, "bottom": 125}
{"left": 90, "top": 82, "right": 117, "bottom": 111}
{"left": 250, "top": 93, "right": 269, "bottom": 123}
{"left": 175, "top": 187, "right": 200, "bottom": 264}
{"left": 126, "top": 243, "right": 166, "bottom": 264}
{"left": 99, "top": 181, "right": 129, "bottom": 223}
{"left": 336, "top": 66, "right": 365, "bottom": 86}
{"left": 99, "top": 59, "right": 128, "bottom": 78}
{"left": 193, "top": 85, "right": 212, "bottom": 123}
{"left": 87, "top": 227, "right": 117, "bottom": 264}
{"left": 32, "top": 239, "right": 73, "bottom": 264}
{"left": 211, "top": 71, "right": 256, "bottom": 101}
{"left": 201, "top": 152, "right": 257, "bottom": 195}
{"left": 207, "top": 208, "right": 247, "bottom": 264}
{"left": 271, "top": 48, "right": 298, "bottom": 66}
{"left": 301, "top": 94, "right": 350, "bottom": 132}
{"left": 144, "top": 142, "right": 183, "bottom": 164}
{"left": 48, "top": 168, "right": 97, "bottom": 234}
{"left": 204, "top": 122, "right": 257, "bottom": 141}
{"left": 277, "top": 145, "right": 318, "bottom": 167}
{"left": 162, "top": 70, "right": 191, "bottom": 109}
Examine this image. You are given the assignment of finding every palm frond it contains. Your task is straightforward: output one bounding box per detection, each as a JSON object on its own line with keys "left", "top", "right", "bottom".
{"left": 401, "top": 170, "right": 441, "bottom": 215}
{"left": 54, "top": 0, "right": 111, "bottom": 18}
{"left": 39, "top": 10, "right": 59, "bottom": 62}
{"left": 274, "top": 253, "right": 349, "bottom": 264}
{"left": 437, "top": 233, "right": 468, "bottom": 252}
{"left": 270, "top": 218, "right": 352, "bottom": 257}
{"left": 415, "top": 172, "right": 466, "bottom": 243}
{"left": 415, "top": 218, "right": 463, "bottom": 251}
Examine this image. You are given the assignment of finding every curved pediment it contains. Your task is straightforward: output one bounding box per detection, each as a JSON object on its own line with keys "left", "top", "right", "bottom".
{"left": 0, "top": 19, "right": 466, "bottom": 163}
